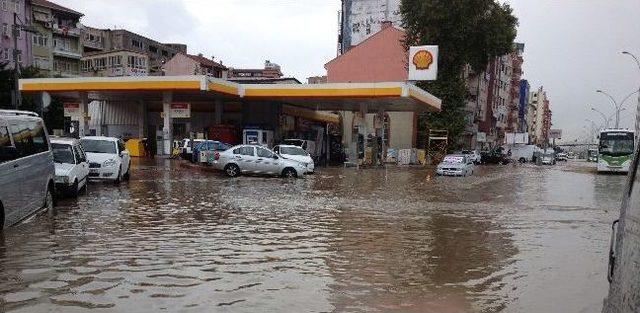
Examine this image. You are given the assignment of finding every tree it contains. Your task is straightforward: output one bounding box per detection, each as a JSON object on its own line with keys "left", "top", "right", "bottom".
{"left": 0, "top": 63, "right": 64, "bottom": 131}
{"left": 400, "top": 0, "right": 518, "bottom": 150}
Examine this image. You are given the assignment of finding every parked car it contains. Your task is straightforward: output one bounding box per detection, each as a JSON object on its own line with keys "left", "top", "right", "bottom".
{"left": 0, "top": 110, "right": 55, "bottom": 230}
{"left": 436, "top": 154, "right": 475, "bottom": 177}
{"left": 509, "top": 144, "right": 538, "bottom": 163}
{"left": 283, "top": 139, "right": 317, "bottom": 159}
{"left": 480, "top": 149, "right": 510, "bottom": 165}
{"left": 273, "top": 144, "right": 315, "bottom": 173}
{"left": 192, "top": 140, "right": 230, "bottom": 163}
{"left": 459, "top": 150, "right": 481, "bottom": 164}
{"left": 556, "top": 152, "right": 568, "bottom": 161}
{"left": 211, "top": 144, "right": 307, "bottom": 178}
{"left": 80, "top": 136, "right": 131, "bottom": 183}
{"left": 541, "top": 150, "right": 556, "bottom": 165}
{"left": 181, "top": 138, "right": 204, "bottom": 160}
{"left": 51, "top": 138, "right": 89, "bottom": 197}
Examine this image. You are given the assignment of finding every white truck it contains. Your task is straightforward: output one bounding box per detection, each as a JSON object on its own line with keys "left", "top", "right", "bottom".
{"left": 509, "top": 144, "right": 539, "bottom": 163}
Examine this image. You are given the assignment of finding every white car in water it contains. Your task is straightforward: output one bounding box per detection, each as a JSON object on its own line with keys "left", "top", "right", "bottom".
{"left": 211, "top": 144, "right": 307, "bottom": 178}
{"left": 436, "top": 154, "right": 475, "bottom": 177}
{"left": 273, "top": 144, "right": 315, "bottom": 173}
{"left": 80, "top": 136, "right": 131, "bottom": 183}
{"left": 51, "top": 138, "right": 89, "bottom": 197}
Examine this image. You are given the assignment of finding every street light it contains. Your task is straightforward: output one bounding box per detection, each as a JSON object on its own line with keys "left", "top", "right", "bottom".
{"left": 596, "top": 90, "right": 622, "bottom": 128}
{"left": 591, "top": 107, "right": 610, "bottom": 128}
{"left": 622, "top": 51, "right": 640, "bottom": 137}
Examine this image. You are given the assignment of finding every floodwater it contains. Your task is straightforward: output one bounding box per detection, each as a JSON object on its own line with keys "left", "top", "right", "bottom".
{"left": 0, "top": 160, "right": 624, "bottom": 312}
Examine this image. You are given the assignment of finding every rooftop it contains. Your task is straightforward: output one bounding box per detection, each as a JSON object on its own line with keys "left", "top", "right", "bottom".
{"left": 186, "top": 54, "right": 227, "bottom": 70}
{"left": 32, "top": 0, "right": 83, "bottom": 16}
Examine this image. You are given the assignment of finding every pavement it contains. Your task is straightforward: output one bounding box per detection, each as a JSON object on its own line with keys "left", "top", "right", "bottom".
{"left": 0, "top": 159, "right": 623, "bottom": 313}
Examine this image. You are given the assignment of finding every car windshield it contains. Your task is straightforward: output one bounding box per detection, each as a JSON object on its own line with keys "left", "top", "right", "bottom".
{"left": 599, "top": 132, "right": 634, "bottom": 156}
{"left": 80, "top": 139, "right": 117, "bottom": 154}
{"left": 52, "top": 143, "right": 75, "bottom": 164}
{"left": 443, "top": 156, "right": 464, "bottom": 164}
{"left": 283, "top": 140, "right": 303, "bottom": 147}
{"left": 280, "top": 146, "right": 308, "bottom": 156}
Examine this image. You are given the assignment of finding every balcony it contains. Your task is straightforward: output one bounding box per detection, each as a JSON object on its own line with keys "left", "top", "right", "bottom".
{"left": 52, "top": 25, "right": 81, "bottom": 37}
{"left": 83, "top": 40, "right": 104, "bottom": 51}
{"left": 53, "top": 48, "right": 82, "bottom": 59}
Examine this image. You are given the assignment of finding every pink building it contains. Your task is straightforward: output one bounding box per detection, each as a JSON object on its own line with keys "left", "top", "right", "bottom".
{"left": 324, "top": 22, "right": 416, "bottom": 150}
{"left": 163, "top": 52, "right": 227, "bottom": 78}
{"left": 326, "top": 22, "right": 407, "bottom": 83}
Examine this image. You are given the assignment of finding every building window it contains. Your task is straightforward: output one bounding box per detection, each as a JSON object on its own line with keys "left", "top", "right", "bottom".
{"left": 33, "top": 34, "right": 48, "bottom": 47}
{"left": 2, "top": 48, "right": 8, "bottom": 60}
{"left": 2, "top": 23, "right": 8, "bottom": 37}
{"left": 148, "top": 45, "right": 157, "bottom": 53}
{"left": 1, "top": 1, "right": 6, "bottom": 11}
{"left": 161, "top": 50, "right": 168, "bottom": 57}
{"left": 132, "top": 39, "right": 142, "bottom": 49}
{"left": 13, "top": 0, "right": 18, "bottom": 12}
{"left": 16, "top": 50, "right": 21, "bottom": 63}
{"left": 127, "top": 55, "right": 134, "bottom": 68}
{"left": 34, "top": 57, "right": 50, "bottom": 70}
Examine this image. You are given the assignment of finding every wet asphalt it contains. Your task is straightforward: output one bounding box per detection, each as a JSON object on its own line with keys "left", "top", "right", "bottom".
{"left": 0, "top": 159, "right": 624, "bottom": 312}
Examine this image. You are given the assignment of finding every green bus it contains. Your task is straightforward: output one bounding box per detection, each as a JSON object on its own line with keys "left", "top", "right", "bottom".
{"left": 598, "top": 129, "right": 635, "bottom": 173}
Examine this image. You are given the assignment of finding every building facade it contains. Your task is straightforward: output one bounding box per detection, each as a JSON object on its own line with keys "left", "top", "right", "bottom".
{"left": 528, "top": 86, "right": 552, "bottom": 145}
{"left": 518, "top": 79, "right": 530, "bottom": 133}
{"left": 104, "top": 29, "right": 182, "bottom": 75}
{"left": 31, "top": 0, "right": 82, "bottom": 77}
{"left": 0, "top": 0, "right": 32, "bottom": 69}
{"left": 339, "top": 0, "right": 401, "bottom": 53}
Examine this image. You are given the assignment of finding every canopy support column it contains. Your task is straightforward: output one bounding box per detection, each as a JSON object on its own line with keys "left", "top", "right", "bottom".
{"left": 78, "top": 92, "right": 88, "bottom": 137}
{"left": 162, "top": 91, "right": 173, "bottom": 155}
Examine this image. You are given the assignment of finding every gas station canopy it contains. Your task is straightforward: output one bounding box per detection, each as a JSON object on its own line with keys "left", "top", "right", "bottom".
{"left": 19, "top": 76, "right": 441, "bottom": 113}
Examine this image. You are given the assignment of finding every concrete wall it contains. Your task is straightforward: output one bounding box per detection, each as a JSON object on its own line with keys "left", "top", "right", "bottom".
{"left": 387, "top": 112, "right": 414, "bottom": 149}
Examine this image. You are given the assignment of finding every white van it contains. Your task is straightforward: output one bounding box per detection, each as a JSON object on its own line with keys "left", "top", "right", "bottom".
{"left": 0, "top": 110, "right": 55, "bottom": 230}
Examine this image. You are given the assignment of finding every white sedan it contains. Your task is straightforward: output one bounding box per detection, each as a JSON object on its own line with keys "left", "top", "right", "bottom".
{"left": 273, "top": 144, "right": 314, "bottom": 173}
{"left": 211, "top": 144, "right": 307, "bottom": 178}
{"left": 51, "top": 138, "right": 89, "bottom": 197}
{"left": 80, "top": 136, "right": 131, "bottom": 183}
{"left": 436, "top": 154, "right": 475, "bottom": 177}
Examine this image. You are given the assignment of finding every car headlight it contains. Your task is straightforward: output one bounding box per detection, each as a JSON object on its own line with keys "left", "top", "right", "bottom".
{"left": 103, "top": 159, "right": 117, "bottom": 167}
{"left": 55, "top": 176, "right": 69, "bottom": 183}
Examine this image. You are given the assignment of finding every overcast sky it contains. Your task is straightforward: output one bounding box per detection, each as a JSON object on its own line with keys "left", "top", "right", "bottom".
{"left": 55, "top": 0, "right": 640, "bottom": 142}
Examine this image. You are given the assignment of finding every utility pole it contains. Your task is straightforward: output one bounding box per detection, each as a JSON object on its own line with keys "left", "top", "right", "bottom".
{"left": 12, "top": 12, "right": 21, "bottom": 109}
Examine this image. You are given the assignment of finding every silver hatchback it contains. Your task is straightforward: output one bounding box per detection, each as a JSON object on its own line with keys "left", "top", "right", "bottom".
{"left": 0, "top": 110, "right": 55, "bottom": 230}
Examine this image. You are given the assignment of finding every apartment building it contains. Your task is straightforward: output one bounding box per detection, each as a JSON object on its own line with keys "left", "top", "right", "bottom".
{"left": 102, "top": 29, "right": 182, "bottom": 75}
{"left": 30, "top": 0, "right": 82, "bottom": 77}
{"left": 0, "top": 0, "right": 32, "bottom": 68}
{"left": 80, "top": 49, "right": 148, "bottom": 77}
{"left": 528, "top": 86, "right": 553, "bottom": 145}
{"left": 518, "top": 79, "right": 530, "bottom": 133}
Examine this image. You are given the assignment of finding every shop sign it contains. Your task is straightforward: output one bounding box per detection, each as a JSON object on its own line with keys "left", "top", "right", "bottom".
{"left": 171, "top": 103, "right": 190, "bottom": 118}
{"left": 408, "top": 45, "right": 439, "bottom": 81}
{"left": 63, "top": 102, "right": 80, "bottom": 118}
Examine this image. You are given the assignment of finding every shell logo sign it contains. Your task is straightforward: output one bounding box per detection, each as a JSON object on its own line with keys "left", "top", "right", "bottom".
{"left": 409, "top": 45, "right": 439, "bottom": 81}
{"left": 413, "top": 50, "right": 434, "bottom": 70}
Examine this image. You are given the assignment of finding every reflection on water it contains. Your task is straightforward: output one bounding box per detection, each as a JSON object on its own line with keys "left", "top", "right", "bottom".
{"left": 0, "top": 160, "right": 620, "bottom": 312}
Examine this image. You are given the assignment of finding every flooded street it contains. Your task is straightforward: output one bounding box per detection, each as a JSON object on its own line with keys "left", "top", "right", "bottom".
{"left": 0, "top": 160, "right": 623, "bottom": 313}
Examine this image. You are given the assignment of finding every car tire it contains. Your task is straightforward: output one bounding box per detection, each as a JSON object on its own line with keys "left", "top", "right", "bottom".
{"left": 519, "top": 157, "right": 526, "bottom": 163}
{"left": 114, "top": 166, "right": 122, "bottom": 184}
{"left": 123, "top": 162, "right": 131, "bottom": 181}
{"left": 282, "top": 167, "right": 297, "bottom": 178}
{"left": 224, "top": 164, "right": 240, "bottom": 177}
{"left": 44, "top": 188, "right": 54, "bottom": 212}
{"left": 69, "top": 179, "right": 79, "bottom": 198}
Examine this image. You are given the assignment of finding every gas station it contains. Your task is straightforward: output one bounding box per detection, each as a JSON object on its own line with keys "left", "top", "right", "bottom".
{"left": 19, "top": 75, "right": 441, "bottom": 164}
